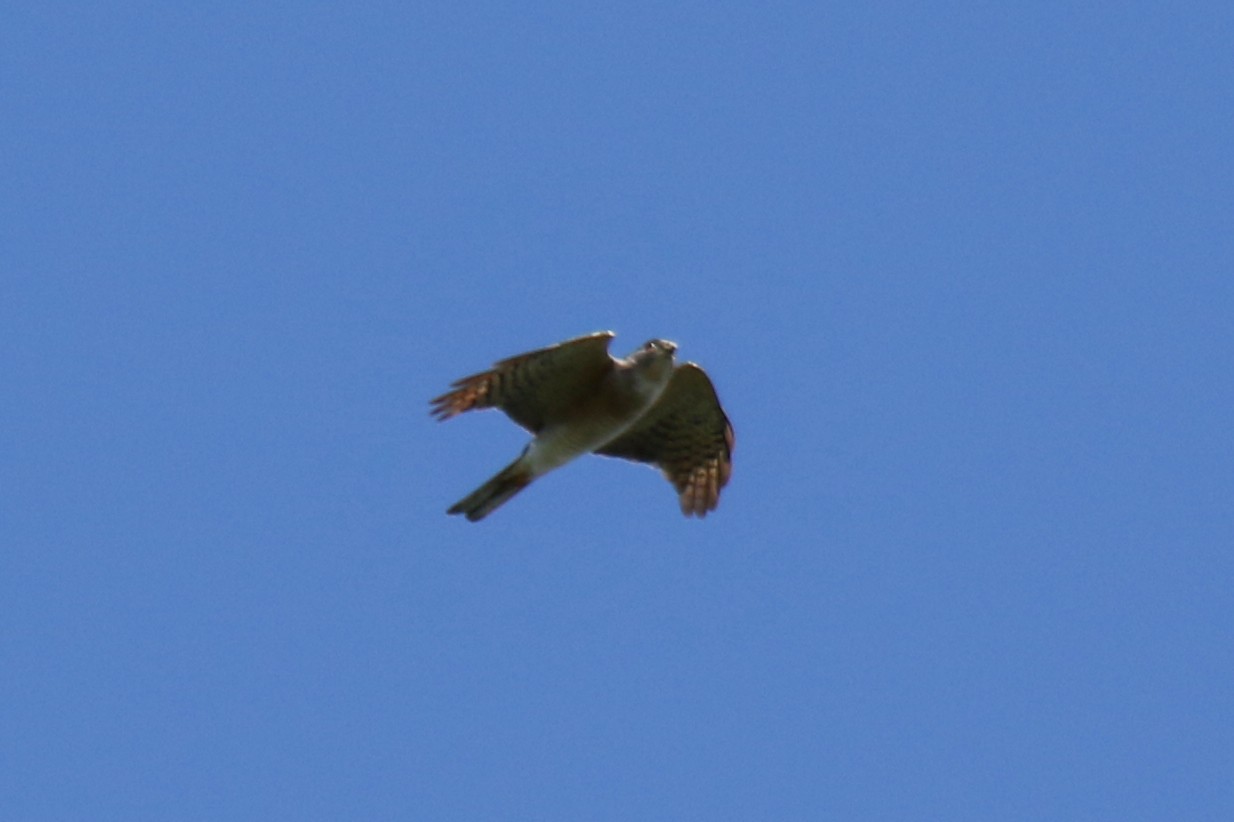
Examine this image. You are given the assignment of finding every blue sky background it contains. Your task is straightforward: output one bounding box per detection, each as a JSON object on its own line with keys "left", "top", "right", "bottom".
{"left": 3, "top": 3, "right": 1232, "bottom": 819}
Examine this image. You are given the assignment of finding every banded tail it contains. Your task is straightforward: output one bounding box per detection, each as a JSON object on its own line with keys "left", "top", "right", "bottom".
{"left": 447, "top": 456, "right": 535, "bottom": 521}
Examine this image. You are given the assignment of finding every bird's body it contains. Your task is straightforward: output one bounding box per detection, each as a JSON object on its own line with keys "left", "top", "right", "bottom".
{"left": 431, "top": 332, "right": 733, "bottom": 521}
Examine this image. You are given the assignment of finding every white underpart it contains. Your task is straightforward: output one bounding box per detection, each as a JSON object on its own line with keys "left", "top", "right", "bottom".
{"left": 523, "top": 425, "right": 618, "bottom": 477}
{"left": 522, "top": 362, "right": 674, "bottom": 479}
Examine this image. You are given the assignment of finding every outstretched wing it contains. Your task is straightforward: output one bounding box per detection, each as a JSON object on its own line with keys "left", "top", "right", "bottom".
{"left": 595, "top": 363, "right": 734, "bottom": 517}
{"left": 430, "top": 331, "right": 616, "bottom": 432}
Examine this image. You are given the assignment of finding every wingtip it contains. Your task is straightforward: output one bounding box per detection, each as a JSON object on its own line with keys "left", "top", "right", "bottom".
{"left": 585, "top": 330, "right": 617, "bottom": 346}
{"left": 428, "top": 398, "right": 458, "bottom": 421}
{"left": 676, "top": 456, "right": 729, "bottom": 518}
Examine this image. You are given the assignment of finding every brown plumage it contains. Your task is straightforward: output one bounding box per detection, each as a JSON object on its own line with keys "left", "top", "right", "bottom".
{"left": 431, "top": 332, "right": 734, "bottom": 520}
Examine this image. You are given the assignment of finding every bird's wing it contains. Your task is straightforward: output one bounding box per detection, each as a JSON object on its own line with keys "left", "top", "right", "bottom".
{"left": 595, "top": 363, "right": 734, "bottom": 517}
{"left": 430, "top": 331, "right": 616, "bottom": 432}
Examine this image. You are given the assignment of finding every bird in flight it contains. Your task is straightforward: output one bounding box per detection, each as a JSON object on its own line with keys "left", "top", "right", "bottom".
{"left": 430, "top": 331, "right": 734, "bottom": 521}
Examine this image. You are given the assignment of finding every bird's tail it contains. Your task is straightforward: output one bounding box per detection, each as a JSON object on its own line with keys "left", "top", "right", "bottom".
{"left": 447, "top": 455, "right": 535, "bottom": 522}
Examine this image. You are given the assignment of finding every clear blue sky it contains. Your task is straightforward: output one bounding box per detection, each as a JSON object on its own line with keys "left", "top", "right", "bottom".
{"left": 4, "top": 3, "right": 1232, "bottom": 819}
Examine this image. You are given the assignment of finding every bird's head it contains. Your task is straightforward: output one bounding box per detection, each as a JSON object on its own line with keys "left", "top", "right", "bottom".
{"left": 633, "top": 338, "right": 677, "bottom": 365}
{"left": 642, "top": 338, "right": 677, "bottom": 356}
{"left": 627, "top": 338, "right": 678, "bottom": 391}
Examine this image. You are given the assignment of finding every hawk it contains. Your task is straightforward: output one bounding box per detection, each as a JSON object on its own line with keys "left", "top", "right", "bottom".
{"left": 430, "top": 331, "right": 734, "bottom": 521}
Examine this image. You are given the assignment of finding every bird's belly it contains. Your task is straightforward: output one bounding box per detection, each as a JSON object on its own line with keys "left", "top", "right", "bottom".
{"left": 526, "top": 413, "right": 638, "bottom": 475}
